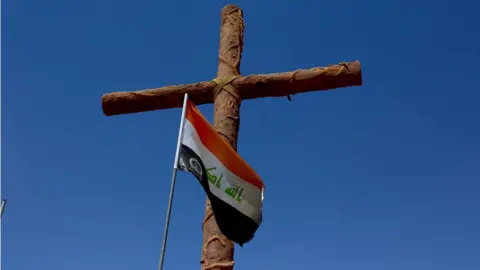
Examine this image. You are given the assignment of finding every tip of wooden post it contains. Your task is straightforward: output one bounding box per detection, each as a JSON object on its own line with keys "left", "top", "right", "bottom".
{"left": 222, "top": 4, "right": 240, "bottom": 9}
{"left": 222, "top": 4, "right": 242, "bottom": 15}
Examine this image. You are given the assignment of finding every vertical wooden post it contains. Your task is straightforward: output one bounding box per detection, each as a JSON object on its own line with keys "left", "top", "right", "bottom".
{"left": 201, "top": 4, "right": 244, "bottom": 270}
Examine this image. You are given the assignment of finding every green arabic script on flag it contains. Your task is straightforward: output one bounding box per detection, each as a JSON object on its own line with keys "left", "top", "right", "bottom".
{"left": 206, "top": 167, "right": 244, "bottom": 203}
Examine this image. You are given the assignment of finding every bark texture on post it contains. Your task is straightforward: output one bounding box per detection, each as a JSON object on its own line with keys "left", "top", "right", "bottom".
{"left": 200, "top": 4, "right": 244, "bottom": 270}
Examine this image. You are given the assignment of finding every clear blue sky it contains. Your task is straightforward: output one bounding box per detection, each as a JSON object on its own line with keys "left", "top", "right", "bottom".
{"left": 2, "top": 0, "right": 479, "bottom": 269}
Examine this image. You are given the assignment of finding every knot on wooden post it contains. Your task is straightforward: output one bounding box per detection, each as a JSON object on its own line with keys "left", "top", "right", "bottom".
{"left": 204, "top": 261, "right": 235, "bottom": 270}
{"left": 200, "top": 235, "right": 235, "bottom": 270}
{"left": 212, "top": 76, "right": 241, "bottom": 102}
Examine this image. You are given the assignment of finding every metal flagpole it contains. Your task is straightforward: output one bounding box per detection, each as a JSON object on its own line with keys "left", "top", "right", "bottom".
{"left": 0, "top": 199, "right": 6, "bottom": 218}
{"left": 158, "top": 93, "right": 189, "bottom": 270}
{"left": 1, "top": 199, "right": 5, "bottom": 270}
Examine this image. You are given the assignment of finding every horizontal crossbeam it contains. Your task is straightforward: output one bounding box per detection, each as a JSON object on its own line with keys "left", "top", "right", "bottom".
{"left": 101, "top": 61, "right": 362, "bottom": 116}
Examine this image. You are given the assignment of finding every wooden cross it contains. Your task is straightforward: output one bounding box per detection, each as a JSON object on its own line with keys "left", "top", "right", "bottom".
{"left": 101, "top": 4, "right": 362, "bottom": 270}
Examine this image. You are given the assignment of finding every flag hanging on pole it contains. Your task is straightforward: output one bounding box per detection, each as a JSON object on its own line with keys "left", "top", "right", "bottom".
{"left": 176, "top": 99, "right": 264, "bottom": 246}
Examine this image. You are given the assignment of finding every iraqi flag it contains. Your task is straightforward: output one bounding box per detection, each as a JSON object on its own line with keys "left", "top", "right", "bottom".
{"left": 176, "top": 99, "right": 264, "bottom": 246}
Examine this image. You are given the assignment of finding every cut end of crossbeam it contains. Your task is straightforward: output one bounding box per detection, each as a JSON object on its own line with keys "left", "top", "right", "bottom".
{"left": 102, "top": 93, "right": 123, "bottom": 116}
{"left": 101, "top": 94, "right": 117, "bottom": 116}
{"left": 343, "top": 60, "right": 362, "bottom": 87}
{"left": 350, "top": 60, "right": 363, "bottom": 86}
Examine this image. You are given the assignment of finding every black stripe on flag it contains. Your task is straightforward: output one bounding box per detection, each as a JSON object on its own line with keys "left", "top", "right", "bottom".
{"left": 177, "top": 144, "right": 259, "bottom": 246}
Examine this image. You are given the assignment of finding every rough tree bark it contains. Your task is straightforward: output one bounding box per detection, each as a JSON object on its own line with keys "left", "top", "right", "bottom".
{"left": 200, "top": 4, "right": 243, "bottom": 270}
